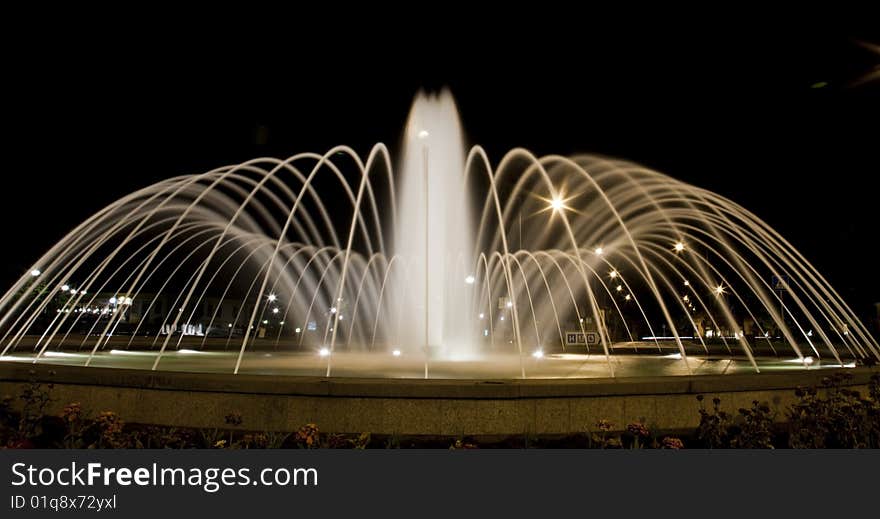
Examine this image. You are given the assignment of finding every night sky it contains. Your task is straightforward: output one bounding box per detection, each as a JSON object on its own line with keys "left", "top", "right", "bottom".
{"left": 4, "top": 19, "right": 878, "bottom": 325}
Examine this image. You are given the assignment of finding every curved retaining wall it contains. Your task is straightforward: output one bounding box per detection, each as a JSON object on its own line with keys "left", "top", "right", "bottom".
{"left": 1, "top": 363, "right": 876, "bottom": 435}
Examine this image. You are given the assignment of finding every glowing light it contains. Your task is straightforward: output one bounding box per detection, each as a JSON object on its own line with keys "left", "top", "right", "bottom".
{"left": 44, "top": 351, "right": 79, "bottom": 358}
{"left": 30, "top": 269, "right": 41, "bottom": 277}
{"left": 506, "top": 301, "right": 513, "bottom": 308}
{"left": 500, "top": 315, "right": 505, "bottom": 321}
{"left": 61, "top": 285, "right": 70, "bottom": 292}
{"left": 109, "top": 297, "right": 117, "bottom": 305}
{"left": 684, "top": 280, "right": 690, "bottom": 286}
{"left": 674, "top": 242, "right": 685, "bottom": 252}
{"left": 123, "top": 297, "right": 132, "bottom": 305}
{"left": 228, "top": 323, "right": 233, "bottom": 328}
{"left": 532, "top": 349, "right": 544, "bottom": 359}
{"left": 478, "top": 313, "right": 484, "bottom": 319}
{"left": 594, "top": 247, "right": 604, "bottom": 255}
{"left": 272, "top": 308, "right": 279, "bottom": 314}
{"left": 616, "top": 285, "right": 623, "bottom": 292}
{"left": 714, "top": 285, "right": 725, "bottom": 295}
{"left": 295, "top": 327, "right": 302, "bottom": 333}
{"left": 338, "top": 315, "right": 344, "bottom": 320}
{"left": 70, "top": 289, "right": 78, "bottom": 295}
{"left": 392, "top": 349, "right": 401, "bottom": 357}
{"left": 624, "top": 294, "right": 631, "bottom": 301}
{"left": 464, "top": 275, "right": 475, "bottom": 284}
{"left": 418, "top": 129, "right": 430, "bottom": 139}
{"left": 319, "top": 347, "right": 330, "bottom": 357}
{"left": 804, "top": 356, "right": 814, "bottom": 365}
{"left": 330, "top": 307, "right": 337, "bottom": 314}
{"left": 550, "top": 197, "right": 564, "bottom": 212}
{"left": 267, "top": 294, "right": 277, "bottom": 302}
{"left": 683, "top": 295, "right": 689, "bottom": 302}
{"left": 609, "top": 270, "right": 618, "bottom": 279}
{"left": 262, "top": 320, "right": 268, "bottom": 324}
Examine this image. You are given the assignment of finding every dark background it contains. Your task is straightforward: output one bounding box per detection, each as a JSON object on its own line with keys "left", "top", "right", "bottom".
{"left": 3, "top": 16, "right": 878, "bottom": 327}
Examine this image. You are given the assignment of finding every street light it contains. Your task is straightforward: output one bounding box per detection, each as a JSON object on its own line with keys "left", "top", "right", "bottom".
{"left": 267, "top": 294, "right": 277, "bottom": 302}
{"left": 30, "top": 269, "right": 40, "bottom": 277}
{"left": 714, "top": 285, "right": 725, "bottom": 296}
{"left": 609, "top": 270, "right": 618, "bottom": 279}
{"left": 550, "top": 197, "right": 564, "bottom": 212}
{"left": 674, "top": 242, "right": 686, "bottom": 252}
{"left": 594, "top": 247, "right": 604, "bottom": 255}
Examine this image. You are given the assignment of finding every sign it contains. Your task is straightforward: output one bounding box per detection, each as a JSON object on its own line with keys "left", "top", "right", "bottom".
{"left": 565, "top": 331, "right": 598, "bottom": 346}
{"left": 771, "top": 275, "right": 790, "bottom": 292}
{"left": 307, "top": 321, "right": 317, "bottom": 331}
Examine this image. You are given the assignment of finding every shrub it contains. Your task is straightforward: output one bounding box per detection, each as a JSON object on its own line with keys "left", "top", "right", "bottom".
{"left": 729, "top": 401, "right": 775, "bottom": 449}
{"left": 696, "top": 395, "right": 730, "bottom": 448}
{"left": 788, "top": 373, "right": 879, "bottom": 448}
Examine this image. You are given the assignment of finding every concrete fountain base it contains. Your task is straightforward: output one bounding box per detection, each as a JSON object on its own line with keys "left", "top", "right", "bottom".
{"left": 1, "top": 361, "right": 876, "bottom": 436}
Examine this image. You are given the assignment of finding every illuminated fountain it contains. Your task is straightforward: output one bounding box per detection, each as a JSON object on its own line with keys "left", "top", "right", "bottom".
{"left": 0, "top": 90, "right": 877, "bottom": 379}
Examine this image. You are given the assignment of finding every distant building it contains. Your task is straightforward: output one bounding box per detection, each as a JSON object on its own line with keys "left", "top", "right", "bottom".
{"left": 876, "top": 302, "right": 880, "bottom": 336}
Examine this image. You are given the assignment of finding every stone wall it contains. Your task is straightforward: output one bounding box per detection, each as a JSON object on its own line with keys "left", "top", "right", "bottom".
{"left": 1, "top": 363, "right": 875, "bottom": 435}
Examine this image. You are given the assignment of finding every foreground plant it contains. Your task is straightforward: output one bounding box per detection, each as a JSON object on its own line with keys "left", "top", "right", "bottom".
{"left": 729, "top": 401, "right": 775, "bottom": 449}
{"left": 788, "top": 373, "right": 879, "bottom": 448}
{"left": 696, "top": 395, "right": 731, "bottom": 448}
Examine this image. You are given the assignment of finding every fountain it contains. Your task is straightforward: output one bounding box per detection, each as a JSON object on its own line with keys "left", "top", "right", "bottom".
{"left": 0, "top": 89, "right": 877, "bottom": 380}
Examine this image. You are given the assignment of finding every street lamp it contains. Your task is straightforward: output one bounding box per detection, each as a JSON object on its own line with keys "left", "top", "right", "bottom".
{"left": 674, "top": 242, "right": 685, "bottom": 252}
{"left": 30, "top": 269, "right": 40, "bottom": 277}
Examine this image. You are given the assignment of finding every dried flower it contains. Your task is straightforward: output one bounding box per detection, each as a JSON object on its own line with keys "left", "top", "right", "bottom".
{"left": 224, "top": 412, "right": 243, "bottom": 427}
{"left": 295, "top": 423, "right": 320, "bottom": 448}
{"left": 61, "top": 402, "right": 82, "bottom": 423}
{"left": 627, "top": 422, "right": 650, "bottom": 437}
{"left": 662, "top": 437, "right": 684, "bottom": 449}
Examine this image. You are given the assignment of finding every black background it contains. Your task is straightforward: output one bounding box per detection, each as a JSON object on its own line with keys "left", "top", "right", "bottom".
{"left": 3, "top": 13, "right": 878, "bottom": 326}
